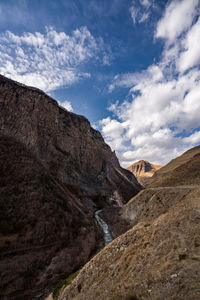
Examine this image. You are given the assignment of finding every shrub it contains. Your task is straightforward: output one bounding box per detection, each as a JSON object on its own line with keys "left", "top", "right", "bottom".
{"left": 53, "top": 270, "right": 79, "bottom": 299}
{"left": 178, "top": 253, "right": 187, "bottom": 261}
{"left": 144, "top": 223, "right": 151, "bottom": 227}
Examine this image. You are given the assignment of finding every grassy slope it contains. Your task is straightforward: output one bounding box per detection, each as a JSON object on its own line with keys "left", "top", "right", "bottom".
{"left": 148, "top": 146, "right": 200, "bottom": 187}
{"left": 58, "top": 186, "right": 200, "bottom": 300}
{"left": 50, "top": 146, "right": 200, "bottom": 300}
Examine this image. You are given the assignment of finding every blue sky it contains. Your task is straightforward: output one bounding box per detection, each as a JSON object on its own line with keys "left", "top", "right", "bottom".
{"left": 0, "top": 0, "right": 200, "bottom": 167}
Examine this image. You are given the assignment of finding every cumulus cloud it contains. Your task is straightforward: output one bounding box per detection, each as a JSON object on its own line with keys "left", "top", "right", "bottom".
{"left": 183, "top": 131, "right": 200, "bottom": 145}
{"left": 0, "top": 26, "right": 108, "bottom": 92}
{"left": 58, "top": 100, "right": 73, "bottom": 112}
{"left": 99, "top": 117, "right": 127, "bottom": 150}
{"left": 156, "top": 0, "right": 199, "bottom": 45}
{"left": 108, "top": 65, "right": 163, "bottom": 92}
{"left": 100, "top": 0, "right": 200, "bottom": 168}
{"left": 178, "top": 18, "right": 200, "bottom": 73}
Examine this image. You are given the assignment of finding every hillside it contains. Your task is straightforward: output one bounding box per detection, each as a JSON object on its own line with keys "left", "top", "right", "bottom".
{"left": 148, "top": 146, "right": 200, "bottom": 187}
{"left": 55, "top": 146, "right": 200, "bottom": 300}
{"left": 58, "top": 185, "right": 200, "bottom": 300}
{"left": 127, "top": 160, "right": 162, "bottom": 186}
{"left": 0, "top": 74, "right": 141, "bottom": 299}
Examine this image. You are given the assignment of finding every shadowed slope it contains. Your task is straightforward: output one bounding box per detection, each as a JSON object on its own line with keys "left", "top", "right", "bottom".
{"left": 0, "top": 74, "right": 141, "bottom": 299}
{"left": 0, "top": 135, "right": 102, "bottom": 299}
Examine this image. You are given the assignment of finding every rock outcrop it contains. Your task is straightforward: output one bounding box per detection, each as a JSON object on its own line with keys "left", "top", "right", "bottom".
{"left": 127, "top": 160, "right": 162, "bottom": 186}
{"left": 0, "top": 74, "right": 141, "bottom": 299}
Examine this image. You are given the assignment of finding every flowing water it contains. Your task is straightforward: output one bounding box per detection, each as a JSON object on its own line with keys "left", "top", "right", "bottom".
{"left": 95, "top": 210, "right": 113, "bottom": 246}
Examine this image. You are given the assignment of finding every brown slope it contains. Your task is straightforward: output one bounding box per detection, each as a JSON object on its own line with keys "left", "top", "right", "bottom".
{"left": 148, "top": 146, "right": 200, "bottom": 187}
{"left": 127, "top": 160, "right": 162, "bottom": 186}
{"left": 58, "top": 186, "right": 200, "bottom": 300}
{"left": 0, "top": 74, "right": 142, "bottom": 299}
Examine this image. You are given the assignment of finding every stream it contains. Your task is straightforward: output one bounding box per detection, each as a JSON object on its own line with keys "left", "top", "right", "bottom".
{"left": 95, "top": 210, "right": 113, "bottom": 246}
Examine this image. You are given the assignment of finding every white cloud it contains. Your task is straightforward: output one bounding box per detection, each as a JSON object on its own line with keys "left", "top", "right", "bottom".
{"left": 100, "top": 1, "right": 200, "bottom": 168}
{"left": 0, "top": 26, "right": 108, "bottom": 92}
{"left": 183, "top": 131, "right": 200, "bottom": 145}
{"left": 129, "top": 5, "right": 138, "bottom": 24}
{"left": 140, "top": 0, "right": 151, "bottom": 9}
{"left": 129, "top": 0, "right": 151, "bottom": 25}
{"left": 139, "top": 12, "right": 149, "bottom": 23}
{"left": 178, "top": 18, "right": 200, "bottom": 73}
{"left": 108, "top": 65, "right": 163, "bottom": 92}
{"left": 99, "top": 117, "right": 127, "bottom": 150}
{"left": 156, "top": 0, "right": 199, "bottom": 45}
{"left": 58, "top": 100, "right": 73, "bottom": 112}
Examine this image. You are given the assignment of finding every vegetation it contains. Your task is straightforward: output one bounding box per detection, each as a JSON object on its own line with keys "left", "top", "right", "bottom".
{"left": 178, "top": 253, "right": 187, "bottom": 261}
{"left": 53, "top": 270, "right": 79, "bottom": 299}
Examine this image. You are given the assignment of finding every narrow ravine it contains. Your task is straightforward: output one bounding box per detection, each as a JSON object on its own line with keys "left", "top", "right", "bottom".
{"left": 95, "top": 210, "right": 113, "bottom": 246}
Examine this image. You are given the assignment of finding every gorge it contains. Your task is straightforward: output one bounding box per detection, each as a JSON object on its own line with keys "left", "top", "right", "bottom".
{"left": 0, "top": 74, "right": 141, "bottom": 299}
{"left": 0, "top": 74, "right": 199, "bottom": 300}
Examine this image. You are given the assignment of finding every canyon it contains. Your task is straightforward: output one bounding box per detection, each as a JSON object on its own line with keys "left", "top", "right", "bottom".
{"left": 0, "top": 74, "right": 199, "bottom": 300}
{"left": 0, "top": 74, "right": 141, "bottom": 299}
{"left": 58, "top": 147, "right": 200, "bottom": 300}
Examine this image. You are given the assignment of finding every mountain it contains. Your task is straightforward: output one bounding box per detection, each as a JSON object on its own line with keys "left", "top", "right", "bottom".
{"left": 147, "top": 146, "right": 200, "bottom": 187}
{"left": 0, "top": 74, "right": 141, "bottom": 299}
{"left": 58, "top": 185, "right": 200, "bottom": 300}
{"left": 127, "top": 160, "right": 162, "bottom": 186}
{"left": 55, "top": 147, "right": 200, "bottom": 300}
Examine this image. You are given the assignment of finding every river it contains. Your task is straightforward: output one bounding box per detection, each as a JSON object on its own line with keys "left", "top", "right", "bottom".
{"left": 95, "top": 210, "right": 113, "bottom": 246}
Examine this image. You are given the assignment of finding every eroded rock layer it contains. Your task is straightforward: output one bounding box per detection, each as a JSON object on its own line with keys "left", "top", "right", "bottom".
{"left": 127, "top": 160, "right": 162, "bottom": 186}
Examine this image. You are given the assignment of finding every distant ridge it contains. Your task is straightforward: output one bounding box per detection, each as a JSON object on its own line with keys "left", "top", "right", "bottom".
{"left": 127, "top": 160, "right": 162, "bottom": 186}
{"left": 148, "top": 145, "right": 200, "bottom": 187}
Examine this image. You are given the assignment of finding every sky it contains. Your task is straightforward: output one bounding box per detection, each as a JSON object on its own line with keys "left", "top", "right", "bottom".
{"left": 0, "top": 0, "right": 200, "bottom": 167}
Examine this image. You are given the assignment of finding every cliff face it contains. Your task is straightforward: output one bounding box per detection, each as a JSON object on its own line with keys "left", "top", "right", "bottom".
{"left": 127, "top": 160, "right": 162, "bottom": 186}
{"left": 0, "top": 74, "right": 141, "bottom": 299}
{"left": 0, "top": 74, "right": 141, "bottom": 204}
{"left": 0, "top": 135, "right": 102, "bottom": 299}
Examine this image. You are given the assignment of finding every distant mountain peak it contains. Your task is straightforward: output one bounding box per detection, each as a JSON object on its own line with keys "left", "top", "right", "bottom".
{"left": 127, "top": 160, "right": 162, "bottom": 186}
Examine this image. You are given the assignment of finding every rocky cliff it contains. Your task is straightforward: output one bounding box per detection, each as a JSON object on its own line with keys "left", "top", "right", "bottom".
{"left": 127, "top": 160, "right": 162, "bottom": 186}
{"left": 0, "top": 74, "right": 141, "bottom": 299}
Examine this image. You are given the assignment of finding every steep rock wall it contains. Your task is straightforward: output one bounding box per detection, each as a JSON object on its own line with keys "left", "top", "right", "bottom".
{"left": 0, "top": 74, "right": 141, "bottom": 299}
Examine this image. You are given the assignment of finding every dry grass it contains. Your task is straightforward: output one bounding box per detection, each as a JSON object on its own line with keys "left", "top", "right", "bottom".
{"left": 148, "top": 153, "right": 200, "bottom": 187}
{"left": 147, "top": 146, "right": 200, "bottom": 187}
{"left": 58, "top": 186, "right": 200, "bottom": 300}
